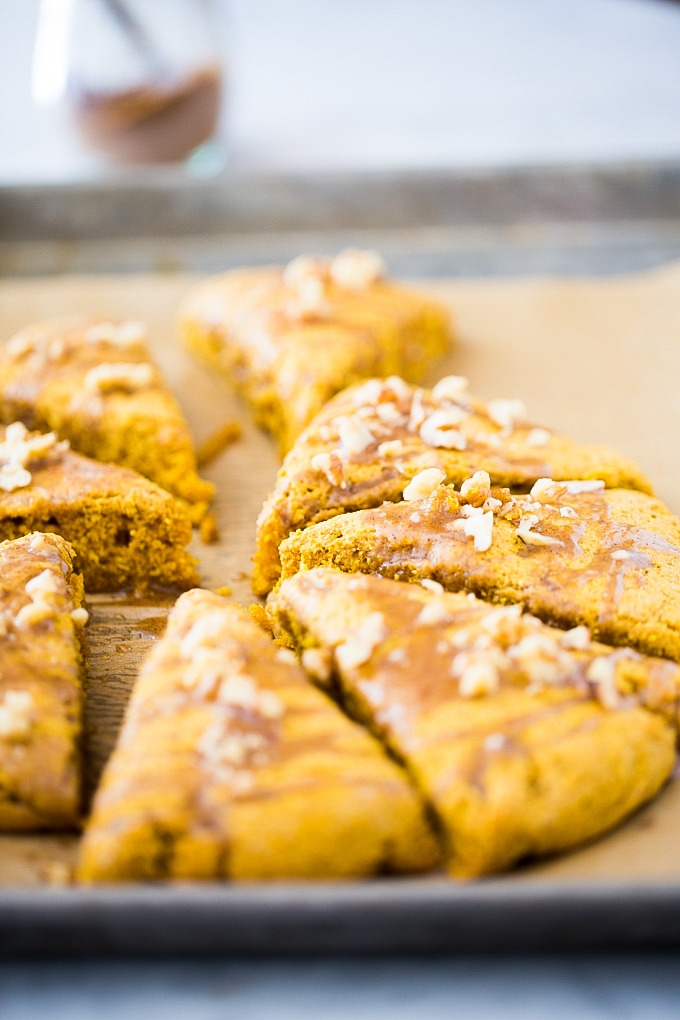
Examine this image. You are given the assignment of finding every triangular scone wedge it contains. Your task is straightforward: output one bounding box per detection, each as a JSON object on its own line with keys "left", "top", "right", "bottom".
{"left": 0, "top": 317, "right": 214, "bottom": 524}
{"left": 0, "top": 423, "right": 198, "bottom": 592}
{"left": 280, "top": 475, "right": 680, "bottom": 663}
{"left": 254, "top": 376, "right": 650, "bottom": 594}
{"left": 269, "top": 570, "right": 680, "bottom": 879}
{"left": 0, "top": 533, "right": 86, "bottom": 830}
{"left": 78, "top": 592, "right": 439, "bottom": 881}
{"left": 179, "top": 251, "right": 451, "bottom": 456}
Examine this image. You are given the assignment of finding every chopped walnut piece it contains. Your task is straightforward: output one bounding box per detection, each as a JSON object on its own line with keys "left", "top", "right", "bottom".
{"left": 384, "top": 375, "right": 412, "bottom": 402}
{"left": 378, "top": 439, "right": 404, "bottom": 457}
{"left": 71, "top": 608, "right": 89, "bottom": 627}
{"left": 84, "top": 362, "right": 154, "bottom": 394}
{"left": 487, "top": 398, "right": 527, "bottom": 431}
{"left": 484, "top": 732, "right": 507, "bottom": 752}
{"left": 0, "top": 464, "right": 32, "bottom": 492}
{"left": 564, "top": 480, "right": 605, "bottom": 495}
{"left": 408, "top": 391, "right": 427, "bottom": 432}
{"left": 508, "top": 633, "right": 573, "bottom": 687}
{"left": 560, "top": 625, "right": 591, "bottom": 650}
{"left": 302, "top": 646, "right": 332, "bottom": 683}
{"left": 311, "top": 450, "right": 345, "bottom": 487}
{"left": 586, "top": 656, "right": 620, "bottom": 709}
{"left": 420, "top": 578, "right": 444, "bottom": 595}
{"left": 0, "top": 690, "right": 34, "bottom": 740}
{"left": 26, "top": 568, "right": 63, "bottom": 599}
{"left": 287, "top": 276, "right": 330, "bottom": 322}
{"left": 432, "top": 375, "right": 469, "bottom": 403}
{"left": 375, "top": 402, "right": 404, "bottom": 425}
{"left": 85, "top": 320, "right": 147, "bottom": 346}
{"left": 460, "top": 470, "right": 492, "bottom": 506}
{"left": 530, "top": 478, "right": 568, "bottom": 503}
{"left": 525, "top": 427, "right": 551, "bottom": 447}
{"left": 330, "top": 248, "right": 385, "bottom": 290}
{"left": 283, "top": 254, "right": 324, "bottom": 289}
{"left": 335, "top": 612, "right": 386, "bottom": 671}
{"left": 402, "top": 468, "right": 446, "bottom": 501}
{"left": 351, "top": 379, "right": 384, "bottom": 407}
{"left": 454, "top": 656, "right": 500, "bottom": 698}
{"left": 15, "top": 600, "right": 56, "bottom": 628}
{"left": 338, "top": 415, "right": 375, "bottom": 456}
{"left": 416, "top": 598, "right": 452, "bottom": 626}
{"left": 451, "top": 510, "right": 494, "bottom": 552}
{"left": 419, "top": 409, "right": 467, "bottom": 450}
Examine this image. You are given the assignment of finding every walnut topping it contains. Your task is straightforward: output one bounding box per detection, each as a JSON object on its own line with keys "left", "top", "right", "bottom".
{"left": 351, "top": 379, "right": 384, "bottom": 407}
{"left": 563, "top": 480, "right": 606, "bottom": 495}
{"left": 454, "top": 655, "right": 500, "bottom": 698}
{"left": 420, "top": 578, "right": 444, "bottom": 595}
{"left": 311, "top": 450, "right": 345, "bottom": 487}
{"left": 71, "top": 607, "right": 89, "bottom": 627}
{"left": 525, "top": 428, "right": 551, "bottom": 447}
{"left": 611, "top": 550, "right": 630, "bottom": 561}
{"left": 487, "top": 398, "right": 527, "bottom": 431}
{"left": 26, "top": 569, "right": 63, "bottom": 599}
{"left": 416, "top": 598, "right": 452, "bottom": 626}
{"left": 378, "top": 439, "right": 404, "bottom": 457}
{"left": 275, "top": 648, "right": 297, "bottom": 665}
{"left": 302, "top": 647, "right": 332, "bottom": 683}
{"left": 283, "top": 254, "right": 324, "bottom": 289}
{"left": 508, "top": 632, "right": 573, "bottom": 687}
{"left": 84, "top": 362, "right": 154, "bottom": 394}
{"left": 408, "top": 391, "right": 427, "bottom": 432}
{"left": 286, "top": 276, "right": 330, "bottom": 322}
{"left": 529, "top": 478, "right": 568, "bottom": 503}
{"left": 338, "top": 415, "right": 375, "bottom": 456}
{"left": 0, "top": 424, "right": 68, "bottom": 494}
{"left": 0, "top": 690, "right": 33, "bottom": 741}
{"left": 560, "top": 625, "right": 591, "bottom": 650}
{"left": 330, "top": 248, "right": 385, "bottom": 290}
{"left": 460, "top": 470, "right": 491, "bottom": 506}
{"left": 85, "top": 320, "right": 147, "bottom": 346}
{"left": 451, "top": 510, "right": 494, "bottom": 552}
{"left": 479, "top": 604, "right": 524, "bottom": 644}
{"left": 516, "top": 514, "right": 560, "bottom": 547}
{"left": 6, "top": 330, "right": 38, "bottom": 359}
{"left": 0, "top": 464, "right": 32, "bottom": 492}
{"left": 375, "top": 402, "right": 405, "bottom": 425}
{"left": 560, "top": 506, "right": 578, "bottom": 518}
{"left": 484, "top": 732, "right": 507, "bottom": 752}
{"left": 335, "top": 611, "right": 386, "bottom": 671}
{"left": 384, "top": 375, "right": 412, "bottom": 402}
{"left": 419, "top": 409, "right": 467, "bottom": 450}
{"left": 403, "top": 468, "right": 446, "bottom": 501}
{"left": 586, "top": 656, "right": 619, "bottom": 709}
{"left": 432, "top": 376, "right": 469, "bottom": 403}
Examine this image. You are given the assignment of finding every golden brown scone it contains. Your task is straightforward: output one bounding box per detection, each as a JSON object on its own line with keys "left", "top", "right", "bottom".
{"left": 280, "top": 473, "right": 680, "bottom": 662}
{"left": 0, "top": 422, "right": 197, "bottom": 592}
{"left": 179, "top": 250, "right": 451, "bottom": 456}
{"left": 254, "top": 375, "right": 651, "bottom": 595}
{"left": 0, "top": 316, "right": 214, "bottom": 524}
{"left": 269, "top": 569, "right": 679, "bottom": 879}
{"left": 78, "top": 591, "right": 439, "bottom": 882}
{"left": 0, "top": 532, "right": 86, "bottom": 830}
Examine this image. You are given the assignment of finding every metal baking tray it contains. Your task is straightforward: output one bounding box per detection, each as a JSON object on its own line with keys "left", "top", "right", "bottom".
{"left": 1, "top": 162, "right": 680, "bottom": 955}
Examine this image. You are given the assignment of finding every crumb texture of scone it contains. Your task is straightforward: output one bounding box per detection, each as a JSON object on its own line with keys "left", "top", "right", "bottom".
{"left": 0, "top": 423, "right": 198, "bottom": 592}
{"left": 78, "top": 591, "right": 440, "bottom": 882}
{"left": 280, "top": 476, "right": 680, "bottom": 662}
{"left": 179, "top": 250, "right": 451, "bottom": 456}
{"left": 254, "top": 375, "right": 651, "bottom": 595}
{"left": 0, "top": 532, "right": 86, "bottom": 830}
{"left": 269, "top": 569, "right": 678, "bottom": 879}
{"left": 0, "top": 317, "right": 214, "bottom": 524}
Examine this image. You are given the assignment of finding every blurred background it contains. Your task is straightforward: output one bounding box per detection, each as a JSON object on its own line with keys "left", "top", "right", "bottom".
{"left": 2, "top": 0, "right": 680, "bottom": 277}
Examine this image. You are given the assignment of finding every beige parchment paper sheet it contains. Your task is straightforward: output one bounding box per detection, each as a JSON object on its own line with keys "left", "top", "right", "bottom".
{"left": 1, "top": 260, "right": 680, "bottom": 885}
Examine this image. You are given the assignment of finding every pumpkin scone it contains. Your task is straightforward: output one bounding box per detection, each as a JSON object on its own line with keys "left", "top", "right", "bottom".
{"left": 0, "top": 532, "right": 86, "bottom": 830}
{"left": 0, "top": 422, "right": 197, "bottom": 592}
{"left": 269, "top": 569, "right": 679, "bottom": 879}
{"left": 0, "top": 316, "right": 214, "bottom": 524}
{"left": 179, "top": 249, "right": 451, "bottom": 456}
{"left": 279, "top": 471, "right": 680, "bottom": 663}
{"left": 78, "top": 591, "right": 439, "bottom": 882}
{"left": 254, "top": 375, "right": 651, "bottom": 594}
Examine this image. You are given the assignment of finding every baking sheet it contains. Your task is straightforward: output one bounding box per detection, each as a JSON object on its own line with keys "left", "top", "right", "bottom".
{"left": 1, "top": 262, "right": 680, "bottom": 948}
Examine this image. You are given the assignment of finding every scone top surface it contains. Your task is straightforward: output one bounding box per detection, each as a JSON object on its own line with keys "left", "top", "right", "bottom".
{"left": 253, "top": 374, "right": 651, "bottom": 594}
{"left": 180, "top": 250, "right": 451, "bottom": 453}
{"left": 269, "top": 569, "right": 679, "bottom": 878}
{"left": 0, "top": 315, "right": 213, "bottom": 521}
{"left": 0, "top": 422, "right": 198, "bottom": 593}
{"left": 78, "top": 591, "right": 439, "bottom": 882}
{"left": 0, "top": 532, "right": 86, "bottom": 830}
{"left": 279, "top": 472, "right": 680, "bottom": 662}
